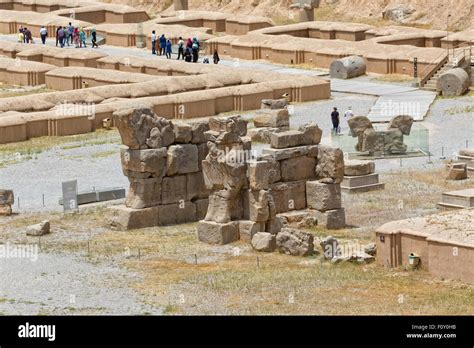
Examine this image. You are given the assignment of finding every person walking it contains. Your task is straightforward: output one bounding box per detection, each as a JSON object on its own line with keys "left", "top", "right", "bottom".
{"left": 213, "top": 49, "right": 220, "bottom": 64}
{"left": 151, "top": 30, "right": 157, "bottom": 54}
{"left": 177, "top": 36, "right": 184, "bottom": 60}
{"left": 39, "top": 26, "right": 48, "bottom": 44}
{"left": 68, "top": 22, "right": 74, "bottom": 45}
{"left": 191, "top": 37, "right": 199, "bottom": 63}
{"left": 58, "top": 27, "right": 65, "bottom": 48}
{"left": 73, "top": 27, "right": 80, "bottom": 48}
{"left": 18, "top": 28, "right": 24, "bottom": 43}
{"left": 331, "top": 107, "right": 340, "bottom": 135}
{"left": 159, "top": 34, "right": 166, "bottom": 56}
{"left": 55, "top": 26, "right": 60, "bottom": 46}
{"left": 165, "top": 39, "right": 172, "bottom": 59}
{"left": 24, "top": 27, "right": 32, "bottom": 44}
{"left": 184, "top": 46, "right": 192, "bottom": 62}
{"left": 79, "top": 28, "right": 86, "bottom": 48}
{"left": 344, "top": 106, "right": 354, "bottom": 135}
{"left": 91, "top": 28, "right": 98, "bottom": 48}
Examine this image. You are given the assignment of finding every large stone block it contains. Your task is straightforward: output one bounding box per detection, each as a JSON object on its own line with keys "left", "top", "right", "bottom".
{"left": 313, "top": 208, "right": 346, "bottom": 229}
{"left": 166, "top": 144, "right": 199, "bottom": 176}
{"left": 239, "top": 220, "right": 265, "bottom": 242}
{"left": 114, "top": 108, "right": 175, "bottom": 149}
{"left": 197, "top": 221, "right": 239, "bottom": 245}
{"left": 202, "top": 157, "right": 247, "bottom": 191}
{"left": 269, "top": 181, "right": 306, "bottom": 213}
{"left": 197, "top": 143, "right": 209, "bottom": 170}
{"left": 248, "top": 161, "right": 269, "bottom": 190}
{"left": 108, "top": 205, "right": 159, "bottom": 230}
{"left": 173, "top": 122, "right": 193, "bottom": 143}
{"left": 276, "top": 228, "right": 314, "bottom": 256}
{"left": 251, "top": 232, "right": 276, "bottom": 252}
{"left": 244, "top": 189, "right": 272, "bottom": 222}
{"left": 262, "top": 146, "right": 317, "bottom": 161}
{"left": 315, "top": 145, "right": 344, "bottom": 184}
{"left": 190, "top": 120, "right": 210, "bottom": 144}
{"left": 205, "top": 189, "right": 239, "bottom": 223}
{"left": 270, "top": 130, "right": 305, "bottom": 149}
{"left": 254, "top": 109, "right": 289, "bottom": 128}
{"left": 306, "top": 181, "right": 341, "bottom": 211}
{"left": 186, "top": 172, "right": 210, "bottom": 200}
{"left": 121, "top": 147, "right": 167, "bottom": 178}
{"left": 195, "top": 198, "right": 209, "bottom": 221}
{"left": 158, "top": 201, "right": 196, "bottom": 226}
{"left": 161, "top": 175, "right": 187, "bottom": 204}
{"left": 266, "top": 217, "right": 284, "bottom": 235}
{"left": 344, "top": 159, "right": 375, "bottom": 176}
{"left": 208, "top": 115, "right": 247, "bottom": 136}
{"left": 126, "top": 177, "right": 162, "bottom": 209}
{"left": 299, "top": 124, "right": 322, "bottom": 145}
{"left": 0, "top": 189, "right": 14, "bottom": 205}
{"left": 267, "top": 159, "right": 281, "bottom": 183}
{"left": 280, "top": 156, "right": 316, "bottom": 182}
{"left": 0, "top": 204, "right": 12, "bottom": 216}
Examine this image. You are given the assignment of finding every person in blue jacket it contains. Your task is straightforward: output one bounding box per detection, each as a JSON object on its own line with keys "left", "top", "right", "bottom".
{"left": 159, "top": 34, "right": 166, "bottom": 56}
{"left": 165, "top": 39, "right": 172, "bottom": 59}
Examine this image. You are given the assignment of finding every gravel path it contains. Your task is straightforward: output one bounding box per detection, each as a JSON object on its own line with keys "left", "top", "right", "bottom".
{"left": 0, "top": 251, "right": 161, "bottom": 315}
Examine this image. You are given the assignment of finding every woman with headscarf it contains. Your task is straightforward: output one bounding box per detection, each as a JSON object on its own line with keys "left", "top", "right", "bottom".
{"left": 79, "top": 28, "right": 86, "bottom": 48}
{"left": 191, "top": 37, "right": 199, "bottom": 63}
{"left": 91, "top": 28, "right": 98, "bottom": 48}
{"left": 73, "top": 27, "right": 80, "bottom": 48}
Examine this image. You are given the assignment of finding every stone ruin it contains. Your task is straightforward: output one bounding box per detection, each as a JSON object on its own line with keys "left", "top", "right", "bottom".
{"left": 348, "top": 115, "right": 414, "bottom": 156}
{"left": 108, "top": 107, "right": 347, "bottom": 251}
{"left": 341, "top": 160, "right": 385, "bottom": 193}
{"left": 0, "top": 189, "right": 14, "bottom": 216}
{"left": 247, "top": 95, "right": 291, "bottom": 143}
{"left": 289, "top": 0, "right": 320, "bottom": 22}
{"left": 330, "top": 55, "right": 367, "bottom": 79}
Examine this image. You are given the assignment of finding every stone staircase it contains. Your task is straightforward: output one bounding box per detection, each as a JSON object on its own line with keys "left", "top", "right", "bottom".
{"left": 421, "top": 60, "right": 457, "bottom": 91}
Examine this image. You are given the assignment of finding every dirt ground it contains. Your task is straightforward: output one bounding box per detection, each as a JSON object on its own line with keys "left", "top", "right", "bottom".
{"left": 1, "top": 168, "right": 473, "bottom": 315}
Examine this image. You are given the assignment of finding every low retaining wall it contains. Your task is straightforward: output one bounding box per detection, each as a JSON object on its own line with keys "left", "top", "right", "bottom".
{"left": 376, "top": 209, "right": 474, "bottom": 283}
{"left": 0, "top": 56, "right": 55, "bottom": 85}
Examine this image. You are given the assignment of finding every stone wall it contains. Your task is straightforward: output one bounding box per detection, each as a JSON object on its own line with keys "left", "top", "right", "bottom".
{"left": 108, "top": 107, "right": 347, "bottom": 243}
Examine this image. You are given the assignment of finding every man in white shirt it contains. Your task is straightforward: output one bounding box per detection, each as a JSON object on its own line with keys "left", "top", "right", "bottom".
{"left": 39, "top": 26, "right": 48, "bottom": 45}
{"left": 151, "top": 30, "right": 157, "bottom": 55}
{"left": 344, "top": 106, "right": 354, "bottom": 135}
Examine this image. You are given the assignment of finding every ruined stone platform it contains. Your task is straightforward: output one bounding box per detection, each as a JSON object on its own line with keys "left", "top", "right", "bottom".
{"left": 438, "top": 188, "right": 474, "bottom": 210}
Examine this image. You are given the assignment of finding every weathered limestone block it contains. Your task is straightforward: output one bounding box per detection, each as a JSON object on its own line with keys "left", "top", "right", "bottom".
{"left": 247, "top": 127, "right": 289, "bottom": 144}
{"left": 280, "top": 156, "right": 317, "bottom": 182}
{"left": 299, "top": 124, "right": 322, "bottom": 145}
{"left": 262, "top": 146, "right": 317, "bottom": 160}
{"left": 107, "top": 205, "right": 159, "bottom": 230}
{"left": 276, "top": 228, "right": 314, "bottom": 256}
{"left": 261, "top": 97, "right": 289, "bottom": 110}
{"left": 197, "top": 143, "right": 209, "bottom": 170}
{"left": 161, "top": 175, "right": 187, "bottom": 204}
{"left": 269, "top": 180, "right": 306, "bottom": 213}
{"left": 313, "top": 208, "right": 346, "bottom": 229}
{"left": 278, "top": 210, "right": 318, "bottom": 229}
{"left": 0, "top": 189, "right": 14, "bottom": 205}
{"left": 126, "top": 177, "right": 162, "bottom": 209}
{"left": 121, "top": 147, "right": 167, "bottom": 178}
{"left": 114, "top": 108, "right": 175, "bottom": 149}
{"left": 315, "top": 145, "right": 344, "bottom": 184}
{"left": 320, "top": 236, "right": 339, "bottom": 259}
{"left": 173, "top": 122, "right": 193, "bottom": 143}
{"left": 459, "top": 149, "right": 474, "bottom": 157}
{"left": 306, "top": 181, "right": 342, "bottom": 211}
{"left": 388, "top": 115, "right": 414, "bottom": 135}
{"left": 239, "top": 220, "right": 265, "bottom": 242}
{"left": 348, "top": 116, "right": 373, "bottom": 138}
{"left": 197, "top": 221, "right": 239, "bottom": 245}
{"left": 166, "top": 144, "right": 199, "bottom": 176}
{"left": 26, "top": 220, "right": 51, "bottom": 236}
{"left": 186, "top": 172, "right": 210, "bottom": 200}
{"left": 254, "top": 109, "right": 290, "bottom": 128}
{"left": 446, "top": 163, "right": 468, "bottom": 180}
{"left": 205, "top": 189, "right": 240, "bottom": 223}
{"left": 0, "top": 205, "right": 12, "bottom": 215}
{"left": 270, "top": 130, "right": 304, "bottom": 149}
{"left": 195, "top": 198, "right": 209, "bottom": 221}
{"left": 344, "top": 159, "right": 375, "bottom": 176}
{"left": 208, "top": 115, "right": 247, "bottom": 137}
{"left": 202, "top": 156, "right": 247, "bottom": 191}
{"left": 244, "top": 189, "right": 273, "bottom": 222}
{"left": 267, "top": 159, "right": 281, "bottom": 183}
{"left": 158, "top": 201, "right": 196, "bottom": 226}
{"left": 266, "top": 217, "right": 284, "bottom": 234}
{"left": 330, "top": 55, "right": 366, "bottom": 79}
{"left": 248, "top": 161, "right": 269, "bottom": 190}
{"left": 190, "top": 120, "right": 210, "bottom": 144}
{"left": 251, "top": 232, "right": 276, "bottom": 252}
{"left": 174, "top": 0, "right": 188, "bottom": 11}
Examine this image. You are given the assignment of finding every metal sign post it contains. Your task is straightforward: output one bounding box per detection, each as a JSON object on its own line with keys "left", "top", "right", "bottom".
{"left": 62, "top": 180, "right": 78, "bottom": 213}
